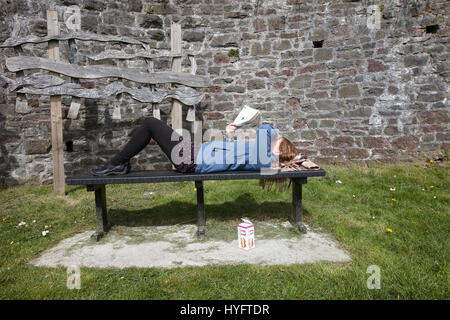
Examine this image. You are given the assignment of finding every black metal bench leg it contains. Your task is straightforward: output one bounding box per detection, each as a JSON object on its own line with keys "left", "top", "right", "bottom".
{"left": 195, "top": 180, "right": 206, "bottom": 236}
{"left": 87, "top": 184, "right": 108, "bottom": 241}
{"left": 292, "top": 178, "right": 307, "bottom": 234}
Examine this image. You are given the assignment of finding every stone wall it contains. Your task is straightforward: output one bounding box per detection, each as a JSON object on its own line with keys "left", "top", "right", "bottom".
{"left": 0, "top": 0, "right": 449, "bottom": 187}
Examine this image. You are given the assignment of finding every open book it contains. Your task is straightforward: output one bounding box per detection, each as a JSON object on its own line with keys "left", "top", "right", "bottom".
{"left": 233, "top": 105, "right": 260, "bottom": 127}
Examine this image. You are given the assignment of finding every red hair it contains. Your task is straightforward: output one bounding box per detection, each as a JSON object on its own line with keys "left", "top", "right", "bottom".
{"left": 260, "top": 136, "right": 300, "bottom": 192}
{"left": 278, "top": 136, "right": 299, "bottom": 163}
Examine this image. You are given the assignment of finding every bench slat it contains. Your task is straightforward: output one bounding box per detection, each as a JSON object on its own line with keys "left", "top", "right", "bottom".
{"left": 66, "top": 169, "right": 326, "bottom": 185}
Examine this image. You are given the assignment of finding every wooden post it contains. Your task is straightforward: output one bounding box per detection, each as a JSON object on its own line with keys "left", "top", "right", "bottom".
{"left": 47, "top": 10, "right": 65, "bottom": 196}
{"left": 186, "top": 55, "right": 196, "bottom": 122}
{"left": 170, "top": 23, "right": 182, "bottom": 135}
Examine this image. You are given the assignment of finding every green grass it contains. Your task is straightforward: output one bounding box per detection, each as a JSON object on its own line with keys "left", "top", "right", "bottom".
{"left": 0, "top": 162, "right": 448, "bottom": 299}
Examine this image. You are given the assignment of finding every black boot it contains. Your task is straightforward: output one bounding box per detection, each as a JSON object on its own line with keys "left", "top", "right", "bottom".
{"left": 91, "top": 161, "right": 131, "bottom": 176}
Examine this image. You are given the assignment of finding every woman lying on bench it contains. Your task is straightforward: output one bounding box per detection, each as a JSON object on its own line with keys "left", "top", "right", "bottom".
{"left": 91, "top": 117, "right": 300, "bottom": 176}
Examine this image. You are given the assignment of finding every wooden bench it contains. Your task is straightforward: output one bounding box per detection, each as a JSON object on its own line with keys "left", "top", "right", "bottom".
{"left": 66, "top": 169, "right": 326, "bottom": 241}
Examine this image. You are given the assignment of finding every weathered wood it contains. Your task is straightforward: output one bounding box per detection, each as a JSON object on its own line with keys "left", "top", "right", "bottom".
{"left": 47, "top": 11, "right": 60, "bottom": 61}
{"left": 171, "top": 23, "right": 183, "bottom": 135}
{"left": 0, "top": 31, "right": 146, "bottom": 48}
{"left": 189, "top": 55, "right": 197, "bottom": 75}
{"left": 112, "top": 80, "right": 123, "bottom": 121}
{"left": 153, "top": 104, "right": 161, "bottom": 119}
{"left": 11, "top": 17, "right": 30, "bottom": 114}
{"left": 0, "top": 74, "right": 15, "bottom": 86}
{"left": 6, "top": 56, "right": 211, "bottom": 87}
{"left": 193, "top": 118, "right": 203, "bottom": 149}
{"left": 143, "top": 49, "right": 161, "bottom": 120}
{"left": 89, "top": 49, "right": 182, "bottom": 61}
{"left": 11, "top": 14, "right": 21, "bottom": 38}
{"left": 1, "top": 73, "right": 65, "bottom": 91}
{"left": 17, "top": 82, "right": 204, "bottom": 106}
{"left": 47, "top": 10, "right": 65, "bottom": 196}
{"left": 13, "top": 46, "right": 31, "bottom": 114}
{"left": 67, "top": 38, "right": 82, "bottom": 119}
{"left": 112, "top": 100, "right": 121, "bottom": 120}
{"left": 67, "top": 99, "right": 81, "bottom": 119}
{"left": 186, "top": 105, "right": 195, "bottom": 122}
{"left": 21, "top": 73, "right": 65, "bottom": 90}
{"left": 15, "top": 93, "right": 30, "bottom": 114}
{"left": 191, "top": 54, "right": 202, "bottom": 145}
{"left": 186, "top": 55, "right": 198, "bottom": 122}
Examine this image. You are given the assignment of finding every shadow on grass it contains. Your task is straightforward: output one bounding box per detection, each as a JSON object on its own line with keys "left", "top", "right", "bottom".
{"left": 108, "top": 193, "right": 311, "bottom": 228}
{"left": 65, "top": 185, "right": 85, "bottom": 194}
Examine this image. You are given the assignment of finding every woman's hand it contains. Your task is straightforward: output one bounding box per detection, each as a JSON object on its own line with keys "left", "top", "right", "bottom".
{"left": 226, "top": 123, "right": 238, "bottom": 133}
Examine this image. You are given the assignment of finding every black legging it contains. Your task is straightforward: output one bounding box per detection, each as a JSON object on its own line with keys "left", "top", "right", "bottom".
{"left": 109, "top": 117, "right": 181, "bottom": 166}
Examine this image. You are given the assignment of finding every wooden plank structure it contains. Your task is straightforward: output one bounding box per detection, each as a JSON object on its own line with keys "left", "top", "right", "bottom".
{"left": 15, "top": 81, "right": 204, "bottom": 105}
{"left": 0, "top": 32, "right": 148, "bottom": 47}
{"left": 5, "top": 56, "right": 210, "bottom": 87}
{"left": 47, "top": 10, "right": 65, "bottom": 196}
{"left": 170, "top": 23, "right": 183, "bottom": 136}
{"left": 0, "top": 12, "right": 209, "bottom": 195}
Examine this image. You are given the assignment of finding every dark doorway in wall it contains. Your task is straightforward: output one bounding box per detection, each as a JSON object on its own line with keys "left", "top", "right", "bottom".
{"left": 65, "top": 141, "right": 73, "bottom": 152}
{"left": 313, "top": 40, "right": 324, "bottom": 48}
{"left": 426, "top": 25, "right": 439, "bottom": 34}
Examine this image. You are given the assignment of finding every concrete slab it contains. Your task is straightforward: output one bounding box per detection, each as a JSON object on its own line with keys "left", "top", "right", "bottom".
{"left": 30, "top": 223, "right": 351, "bottom": 269}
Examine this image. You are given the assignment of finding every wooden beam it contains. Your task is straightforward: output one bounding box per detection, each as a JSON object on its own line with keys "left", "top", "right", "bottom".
{"left": 0, "top": 31, "right": 146, "bottom": 47}
{"left": 6, "top": 56, "right": 211, "bottom": 87}
{"left": 17, "top": 82, "right": 204, "bottom": 105}
{"left": 47, "top": 10, "right": 65, "bottom": 196}
{"left": 5, "top": 73, "right": 64, "bottom": 91}
{"left": 89, "top": 50, "right": 183, "bottom": 61}
{"left": 171, "top": 23, "right": 183, "bottom": 135}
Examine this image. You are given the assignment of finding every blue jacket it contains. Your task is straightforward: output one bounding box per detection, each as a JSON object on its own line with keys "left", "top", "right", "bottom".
{"left": 195, "top": 124, "right": 280, "bottom": 173}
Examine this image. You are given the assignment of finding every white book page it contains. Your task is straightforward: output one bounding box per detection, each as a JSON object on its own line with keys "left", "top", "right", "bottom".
{"left": 233, "top": 105, "right": 260, "bottom": 127}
